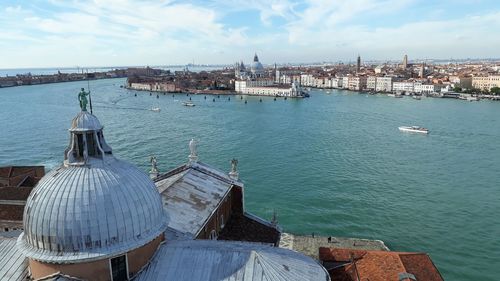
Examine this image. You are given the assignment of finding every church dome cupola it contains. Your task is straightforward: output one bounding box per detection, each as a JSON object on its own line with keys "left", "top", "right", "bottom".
{"left": 18, "top": 95, "right": 168, "bottom": 269}
{"left": 64, "top": 110, "right": 113, "bottom": 165}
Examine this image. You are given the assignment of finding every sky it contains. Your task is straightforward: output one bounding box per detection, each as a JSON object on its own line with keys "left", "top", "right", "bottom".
{"left": 0, "top": 0, "right": 499, "bottom": 68}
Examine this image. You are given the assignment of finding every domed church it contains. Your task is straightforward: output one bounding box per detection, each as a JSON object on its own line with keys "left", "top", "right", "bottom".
{"left": 2, "top": 97, "right": 330, "bottom": 281}
{"left": 17, "top": 109, "right": 168, "bottom": 280}
{"left": 250, "top": 53, "right": 265, "bottom": 78}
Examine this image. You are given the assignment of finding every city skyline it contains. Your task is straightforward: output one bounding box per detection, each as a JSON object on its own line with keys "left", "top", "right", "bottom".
{"left": 1, "top": 0, "right": 499, "bottom": 68}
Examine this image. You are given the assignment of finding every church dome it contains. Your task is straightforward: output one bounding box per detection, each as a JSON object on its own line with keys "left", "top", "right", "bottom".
{"left": 18, "top": 110, "right": 168, "bottom": 263}
{"left": 250, "top": 53, "right": 264, "bottom": 74}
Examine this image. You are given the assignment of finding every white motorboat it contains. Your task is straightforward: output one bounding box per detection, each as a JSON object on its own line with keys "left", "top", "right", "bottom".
{"left": 398, "top": 126, "right": 429, "bottom": 134}
{"left": 467, "top": 96, "right": 479, "bottom": 102}
{"left": 150, "top": 106, "right": 161, "bottom": 112}
{"left": 182, "top": 101, "right": 195, "bottom": 107}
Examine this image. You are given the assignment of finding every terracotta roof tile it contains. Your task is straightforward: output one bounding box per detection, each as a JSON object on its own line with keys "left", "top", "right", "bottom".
{"left": 320, "top": 248, "right": 443, "bottom": 281}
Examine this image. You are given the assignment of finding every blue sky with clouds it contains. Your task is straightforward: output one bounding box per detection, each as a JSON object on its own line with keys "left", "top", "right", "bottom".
{"left": 0, "top": 0, "right": 499, "bottom": 68}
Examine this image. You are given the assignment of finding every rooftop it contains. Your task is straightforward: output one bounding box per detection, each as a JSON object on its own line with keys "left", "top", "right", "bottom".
{"left": 135, "top": 240, "right": 330, "bottom": 281}
{"left": 0, "top": 237, "right": 28, "bottom": 281}
{"left": 319, "top": 248, "right": 444, "bottom": 281}
{"left": 155, "top": 161, "right": 241, "bottom": 238}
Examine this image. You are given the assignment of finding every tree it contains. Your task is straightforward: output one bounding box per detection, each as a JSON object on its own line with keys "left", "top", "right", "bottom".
{"left": 490, "top": 87, "right": 500, "bottom": 95}
{"left": 453, "top": 86, "right": 462, "bottom": 92}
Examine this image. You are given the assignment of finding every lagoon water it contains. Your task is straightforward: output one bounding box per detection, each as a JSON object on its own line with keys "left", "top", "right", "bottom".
{"left": 1, "top": 78, "right": 499, "bottom": 280}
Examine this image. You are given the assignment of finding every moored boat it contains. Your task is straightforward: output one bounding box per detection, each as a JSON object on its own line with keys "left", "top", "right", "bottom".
{"left": 398, "top": 126, "right": 429, "bottom": 134}
{"left": 182, "top": 101, "right": 195, "bottom": 107}
{"left": 150, "top": 106, "right": 160, "bottom": 112}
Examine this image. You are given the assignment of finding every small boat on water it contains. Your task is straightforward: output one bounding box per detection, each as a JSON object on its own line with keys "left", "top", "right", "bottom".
{"left": 182, "top": 101, "right": 195, "bottom": 107}
{"left": 150, "top": 106, "right": 160, "bottom": 112}
{"left": 387, "top": 93, "right": 396, "bottom": 97}
{"left": 398, "top": 126, "right": 429, "bottom": 134}
{"left": 467, "top": 96, "right": 479, "bottom": 102}
{"left": 413, "top": 95, "right": 421, "bottom": 100}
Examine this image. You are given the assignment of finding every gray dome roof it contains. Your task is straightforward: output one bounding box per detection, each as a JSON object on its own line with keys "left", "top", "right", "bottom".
{"left": 18, "top": 110, "right": 168, "bottom": 263}
{"left": 250, "top": 61, "right": 264, "bottom": 73}
{"left": 250, "top": 53, "right": 264, "bottom": 74}
{"left": 18, "top": 157, "right": 168, "bottom": 263}
{"left": 70, "top": 111, "right": 102, "bottom": 132}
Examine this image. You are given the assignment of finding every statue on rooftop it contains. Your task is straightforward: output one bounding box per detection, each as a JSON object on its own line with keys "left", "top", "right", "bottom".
{"left": 149, "top": 155, "right": 159, "bottom": 179}
{"left": 230, "top": 158, "right": 238, "bottom": 173}
{"left": 189, "top": 139, "right": 197, "bottom": 157}
{"left": 188, "top": 139, "right": 199, "bottom": 164}
{"left": 229, "top": 158, "right": 239, "bottom": 180}
{"left": 78, "top": 88, "right": 90, "bottom": 111}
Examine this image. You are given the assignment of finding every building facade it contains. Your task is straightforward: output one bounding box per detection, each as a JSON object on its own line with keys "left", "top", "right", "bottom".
{"left": 472, "top": 75, "right": 500, "bottom": 91}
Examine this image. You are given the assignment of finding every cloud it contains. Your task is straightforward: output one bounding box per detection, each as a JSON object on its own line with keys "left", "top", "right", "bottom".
{"left": 0, "top": 0, "right": 499, "bottom": 68}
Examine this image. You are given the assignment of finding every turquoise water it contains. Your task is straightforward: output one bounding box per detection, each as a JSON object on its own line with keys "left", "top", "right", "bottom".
{"left": 1, "top": 78, "right": 499, "bottom": 280}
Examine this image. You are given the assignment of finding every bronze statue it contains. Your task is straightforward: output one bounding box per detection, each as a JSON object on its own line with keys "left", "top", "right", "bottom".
{"left": 78, "top": 88, "right": 90, "bottom": 111}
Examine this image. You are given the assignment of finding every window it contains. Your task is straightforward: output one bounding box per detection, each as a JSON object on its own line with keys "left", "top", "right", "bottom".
{"left": 209, "top": 230, "right": 217, "bottom": 240}
{"left": 220, "top": 215, "right": 225, "bottom": 228}
{"left": 110, "top": 255, "right": 128, "bottom": 281}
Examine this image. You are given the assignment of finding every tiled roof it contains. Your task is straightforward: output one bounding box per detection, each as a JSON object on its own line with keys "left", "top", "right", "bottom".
{"left": 319, "top": 248, "right": 443, "bottom": 281}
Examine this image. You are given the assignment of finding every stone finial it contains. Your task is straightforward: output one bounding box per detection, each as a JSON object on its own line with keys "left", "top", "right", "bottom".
{"left": 149, "top": 156, "right": 159, "bottom": 179}
{"left": 228, "top": 158, "right": 239, "bottom": 180}
{"left": 188, "top": 139, "right": 198, "bottom": 164}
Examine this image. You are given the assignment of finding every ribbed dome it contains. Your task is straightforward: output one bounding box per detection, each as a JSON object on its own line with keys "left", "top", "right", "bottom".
{"left": 70, "top": 111, "right": 102, "bottom": 132}
{"left": 18, "top": 157, "right": 168, "bottom": 263}
{"left": 18, "top": 110, "right": 168, "bottom": 263}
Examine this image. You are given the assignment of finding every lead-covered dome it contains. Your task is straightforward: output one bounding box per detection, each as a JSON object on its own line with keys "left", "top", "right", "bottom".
{"left": 18, "top": 110, "right": 168, "bottom": 263}
{"left": 250, "top": 53, "right": 264, "bottom": 75}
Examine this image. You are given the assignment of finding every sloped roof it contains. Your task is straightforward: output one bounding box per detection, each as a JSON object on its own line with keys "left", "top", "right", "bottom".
{"left": 155, "top": 162, "right": 242, "bottom": 238}
{"left": 136, "top": 240, "right": 330, "bottom": 281}
{"left": 319, "top": 248, "right": 443, "bottom": 281}
{"left": 0, "top": 238, "right": 28, "bottom": 281}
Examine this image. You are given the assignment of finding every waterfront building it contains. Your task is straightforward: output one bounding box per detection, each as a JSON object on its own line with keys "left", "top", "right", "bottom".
{"left": 237, "top": 82, "right": 301, "bottom": 97}
{"left": 472, "top": 75, "right": 500, "bottom": 91}
{"left": 375, "top": 77, "right": 393, "bottom": 92}
{"left": 0, "top": 102, "right": 329, "bottom": 280}
{"left": 393, "top": 81, "right": 414, "bottom": 93}
{"left": 348, "top": 76, "right": 367, "bottom": 91}
{"left": 342, "top": 76, "right": 350, "bottom": 89}
{"left": 367, "top": 76, "right": 377, "bottom": 90}
{"left": 421, "top": 84, "right": 440, "bottom": 94}
{"left": 448, "top": 76, "right": 472, "bottom": 89}
{"left": 330, "top": 77, "right": 343, "bottom": 88}
{"left": 300, "top": 74, "right": 314, "bottom": 87}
